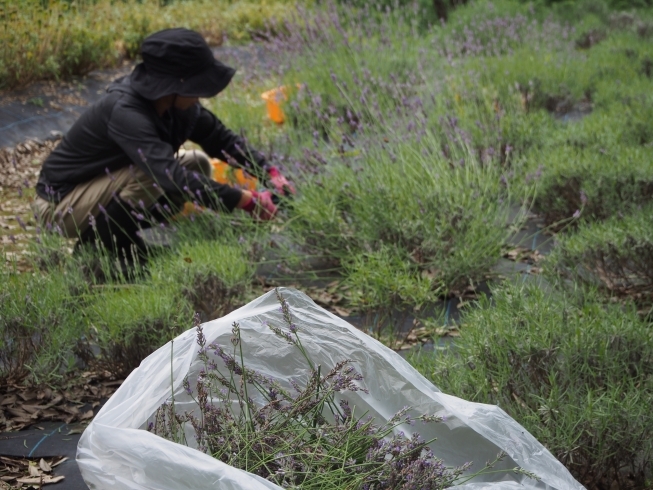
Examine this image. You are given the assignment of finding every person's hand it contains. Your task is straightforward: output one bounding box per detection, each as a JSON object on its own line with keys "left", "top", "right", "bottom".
{"left": 239, "top": 190, "right": 278, "bottom": 221}
{"left": 267, "top": 167, "right": 296, "bottom": 196}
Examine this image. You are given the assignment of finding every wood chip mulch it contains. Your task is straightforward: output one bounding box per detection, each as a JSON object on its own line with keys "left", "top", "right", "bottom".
{"left": 0, "top": 137, "right": 61, "bottom": 193}
{"left": 1, "top": 137, "right": 63, "bottom": 270}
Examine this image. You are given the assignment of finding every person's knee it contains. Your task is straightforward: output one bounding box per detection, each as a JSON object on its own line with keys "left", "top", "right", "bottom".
{"left": 118, "top": 166, "right": 164, "bottom": 210}
{"left": 179, "top": 149, "right": 212, "bottom": 178}
{"left": 33, "top": 198, "right": 88, "bottom": 238}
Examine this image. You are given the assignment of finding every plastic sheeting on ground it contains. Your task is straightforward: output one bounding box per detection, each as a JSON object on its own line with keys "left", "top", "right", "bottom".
{"left": 77, "top": 288, "right": 585, "bottom": 490}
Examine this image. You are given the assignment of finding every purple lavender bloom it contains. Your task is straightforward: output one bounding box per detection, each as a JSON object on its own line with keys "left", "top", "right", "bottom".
{"left": 15, "top": 216, "right": 27, "bottom": 230}
{"left": 573, "top": 209, "right": 581, "bottom": 219}
{"left": 137, "top": 148, "right": 148, "bottom": 163}
{"left": 183, "top": 377, "right": 193, "bottom": 396}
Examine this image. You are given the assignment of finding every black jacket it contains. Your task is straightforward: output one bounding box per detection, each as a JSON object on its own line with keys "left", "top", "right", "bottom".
{"left": 36, "top": 76, "right": 267, "bottom": 211}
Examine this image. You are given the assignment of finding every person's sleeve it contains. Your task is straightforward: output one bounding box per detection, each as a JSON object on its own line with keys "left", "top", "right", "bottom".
{"left": 189, "top": 107, "right": 269, "bottom": 175}
{"left": 107, "top": 100, "right": 243, "bottom": 212}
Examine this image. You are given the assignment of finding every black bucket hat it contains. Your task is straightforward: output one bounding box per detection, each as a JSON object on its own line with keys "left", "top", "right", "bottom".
{"left": 130, "top": 28, "right": 236, "bottom": 100}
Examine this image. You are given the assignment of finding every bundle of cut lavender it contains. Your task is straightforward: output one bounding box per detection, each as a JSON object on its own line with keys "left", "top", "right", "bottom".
{"left": 152, "top": 289, "right": 535, "bottom": 489}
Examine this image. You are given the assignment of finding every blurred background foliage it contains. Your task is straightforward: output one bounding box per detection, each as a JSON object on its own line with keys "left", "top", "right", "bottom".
{"left": 0, "top": 0, "right": 300, "bottom": 89}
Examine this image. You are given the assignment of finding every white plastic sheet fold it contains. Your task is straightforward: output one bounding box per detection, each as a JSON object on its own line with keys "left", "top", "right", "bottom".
{"left": 77, "top": 288, "right": 584, "bottom": 490}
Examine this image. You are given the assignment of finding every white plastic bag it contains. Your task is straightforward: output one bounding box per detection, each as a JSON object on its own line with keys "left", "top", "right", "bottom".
{"left": 77, "top": 288, "right": 584, "bottom": 490}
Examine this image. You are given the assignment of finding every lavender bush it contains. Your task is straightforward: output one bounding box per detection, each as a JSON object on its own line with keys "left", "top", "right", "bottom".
{"left": 151, "top": 289, "right": 535, "bottom": 488}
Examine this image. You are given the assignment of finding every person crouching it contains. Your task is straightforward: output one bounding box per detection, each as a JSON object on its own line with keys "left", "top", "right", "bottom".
{"left": 34, "top": 28, "right": 294, "bottom": 265}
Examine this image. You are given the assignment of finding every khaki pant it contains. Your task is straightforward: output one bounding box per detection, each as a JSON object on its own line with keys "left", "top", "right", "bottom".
{"left": 34, "top": 149, "right": 211, "bottom": 238}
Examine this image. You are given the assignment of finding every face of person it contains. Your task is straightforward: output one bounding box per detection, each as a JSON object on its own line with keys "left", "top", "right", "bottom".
{"left": 173, "top": 95, "right": 199, "bottom": 111}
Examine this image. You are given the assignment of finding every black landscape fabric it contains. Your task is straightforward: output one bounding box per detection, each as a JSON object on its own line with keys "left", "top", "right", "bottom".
{"left": 0, "top": 422, "right": 88, "bottom": 490}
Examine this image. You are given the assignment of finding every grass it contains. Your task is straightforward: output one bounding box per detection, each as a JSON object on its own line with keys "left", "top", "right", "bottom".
{"left": 82, "top": 285, "right": 190, "bottom": 376}
{"left": 550, "top": 203, "right": 653, "bottom": 308}
{"left": 148, "top": 222, "right": 258, "bottom": 321}
{"left": 0, "top": 250, "right": 88, "bottom": 384}
{"left": 475, "top": 15, "right": 653, "bottom": 225}
{"left": 408, "top": 282, "right": 653, "bottom": 489}
{"left": 0, "top": 0, "right": 300, "bottom": 90}
{"left": 1, "top": 212, "right": 262, "bottom": 382}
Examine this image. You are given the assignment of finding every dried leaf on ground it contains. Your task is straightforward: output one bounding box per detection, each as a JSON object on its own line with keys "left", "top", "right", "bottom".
{"left": 0, "top": 456, "right": 66, "bottom": 489}
{"left": 38, "top": 459, "right": 51, "bottom": 473}
{"left": 16, "top": 475, "right": 64, "bottom": 485}
{"left": 27, "top": 464, "right": 40, "bottom": 478}
{"left": 503, "top": 246, "right": 545, "bottom": 265}
{"left": 1, "top": 371, "right": 123, "bottom": 431}
{"left": 255, "top": 277, "right": 354, "bottom": 317}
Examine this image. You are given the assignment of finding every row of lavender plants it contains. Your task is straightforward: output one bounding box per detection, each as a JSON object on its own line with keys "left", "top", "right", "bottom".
{"left": 248, "top": 0, "right": 540, "bottom": 318}
{"left": 247, "top": 2, "right": 653, "bottom": 488}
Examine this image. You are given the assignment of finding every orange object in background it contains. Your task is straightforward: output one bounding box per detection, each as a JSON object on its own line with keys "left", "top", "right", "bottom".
{"left": 179, "top": 159, "right": 259, "bottom": 216}
{"left": 261, "top": 86, "right": 288, "bottom": 124}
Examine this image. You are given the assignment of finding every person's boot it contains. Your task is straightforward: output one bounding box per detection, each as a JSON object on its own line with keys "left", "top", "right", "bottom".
{"left": 76, "top": 198, "right": 149, "bottom": 272}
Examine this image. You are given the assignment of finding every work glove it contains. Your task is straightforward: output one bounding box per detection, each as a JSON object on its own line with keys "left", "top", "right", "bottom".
{"left": 242, "top": 190, "right": 278, "bottom": 221}
{"left": 267, "top": 166, "right": 296, "bottom": 196}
